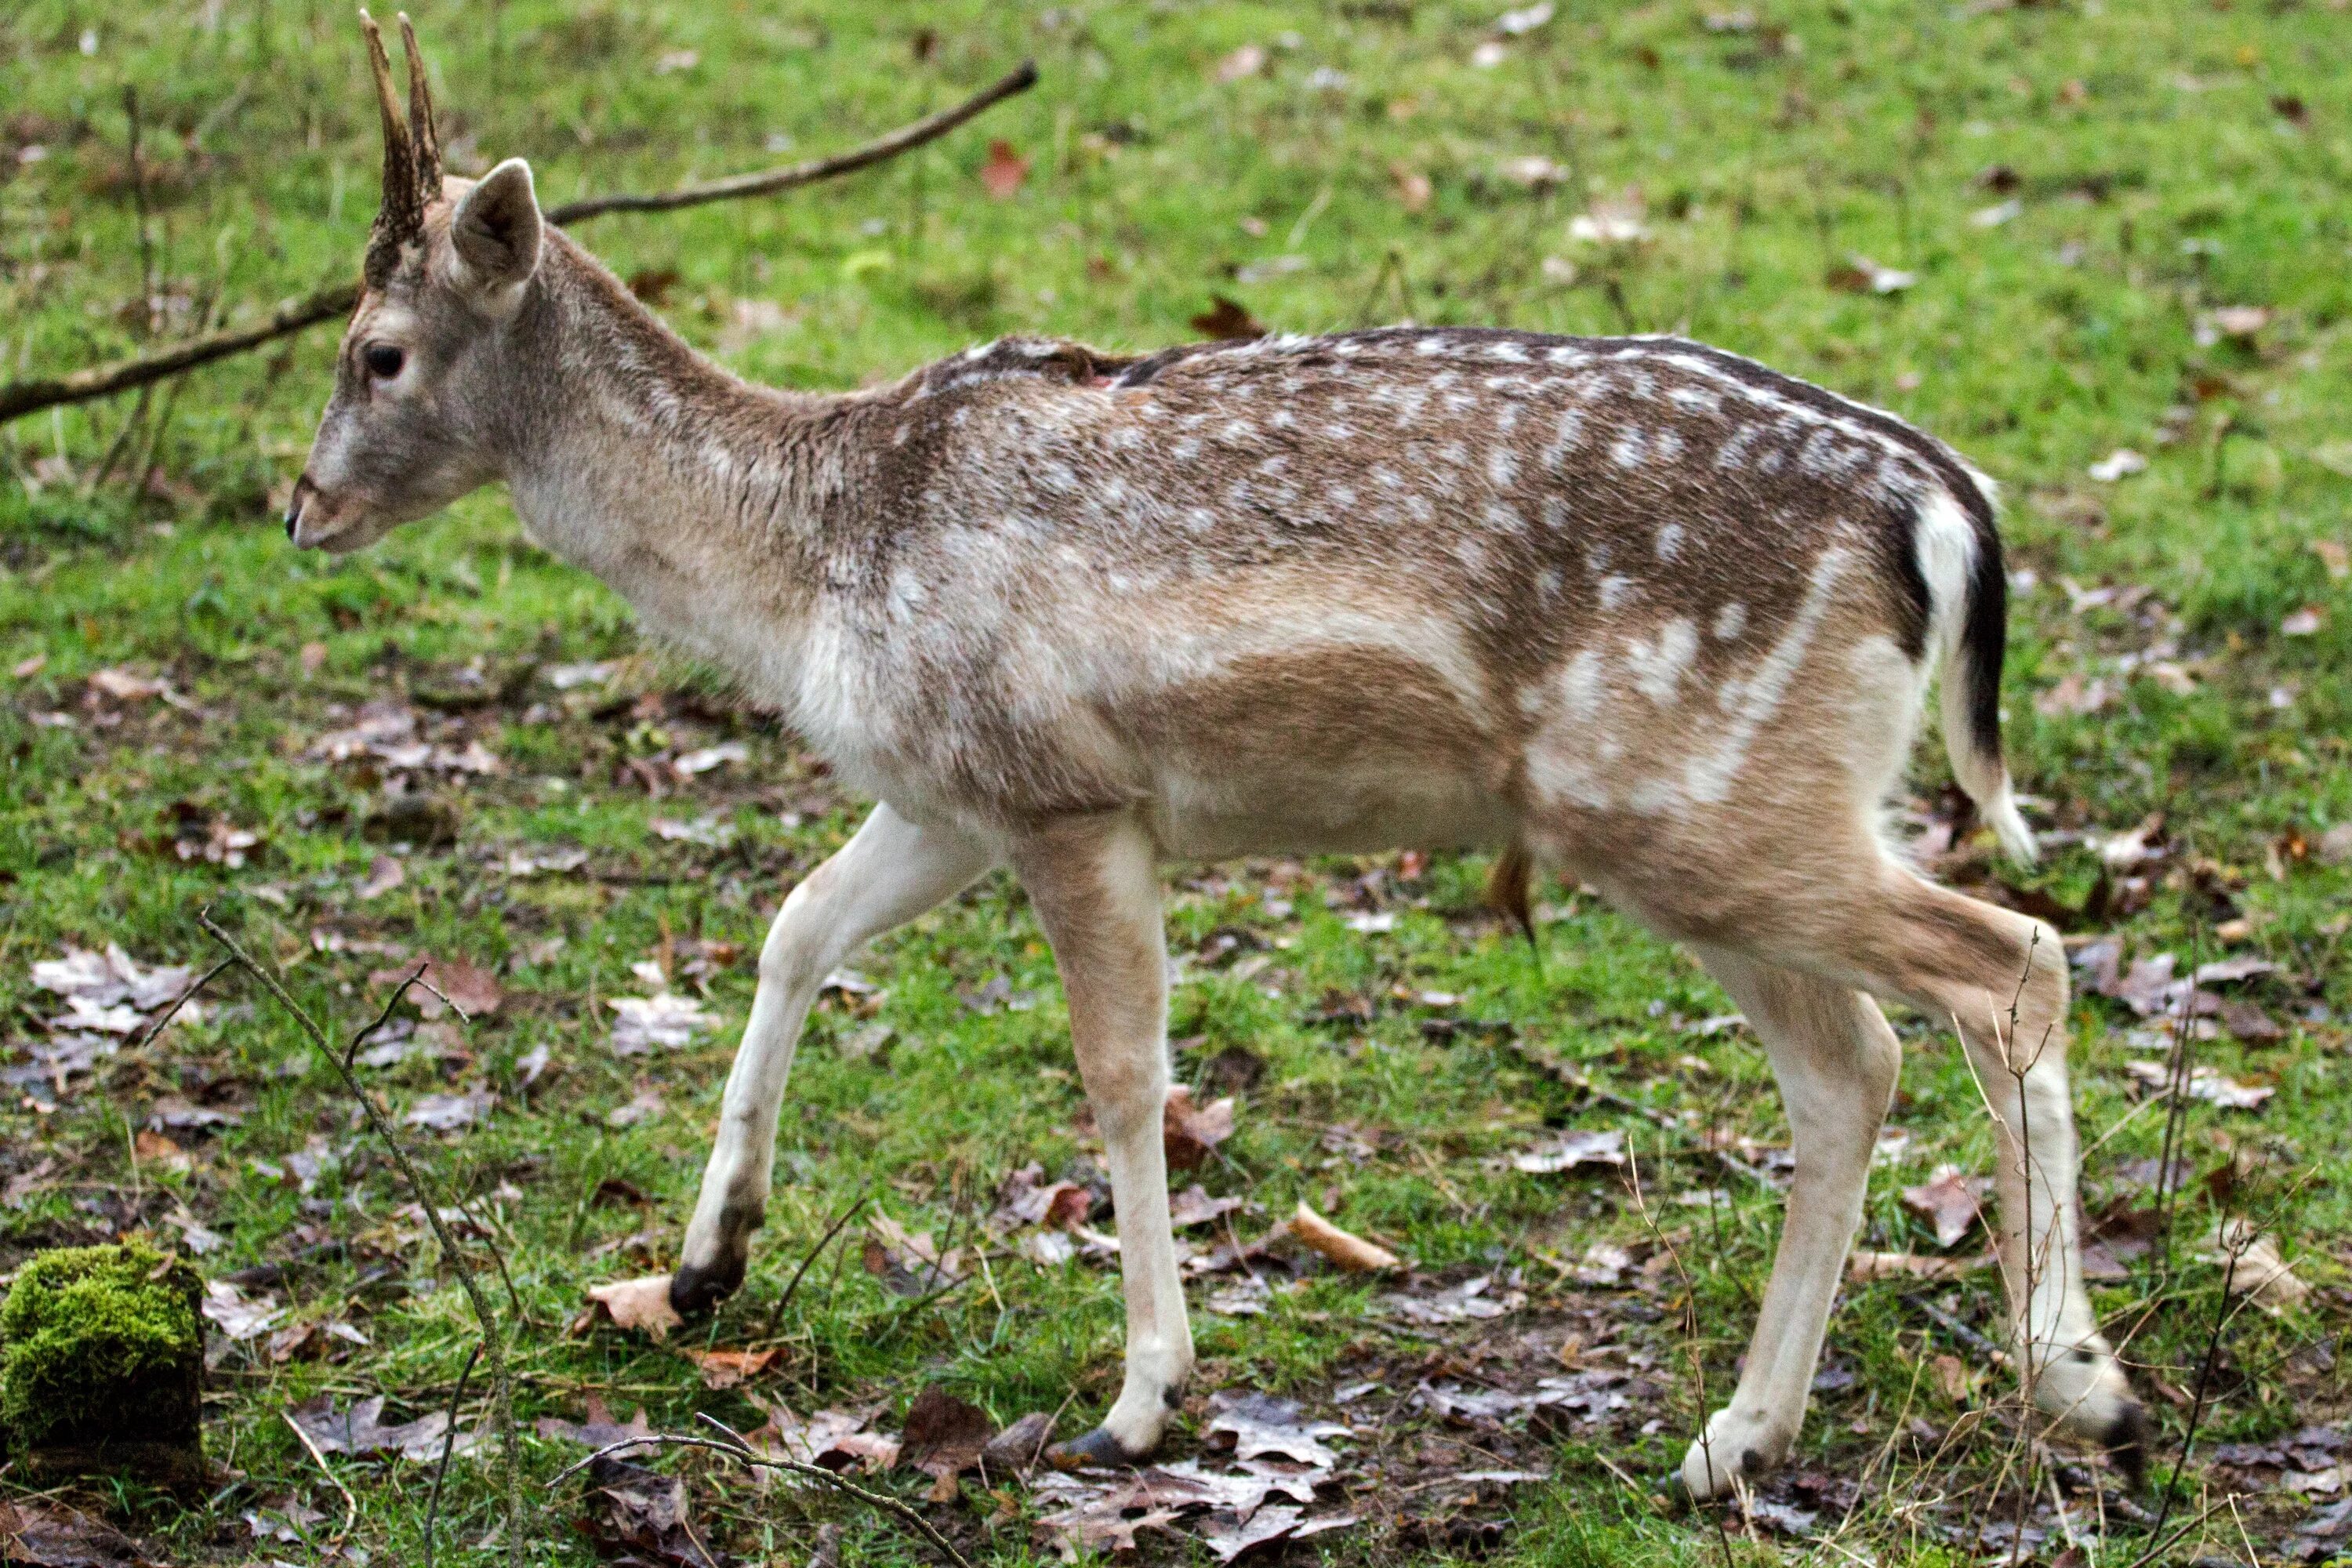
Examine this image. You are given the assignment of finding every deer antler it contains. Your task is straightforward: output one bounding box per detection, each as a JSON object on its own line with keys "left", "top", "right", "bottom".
{"left": 358, "top": 9, "right": 420, "bottom": 287}
{"left": 397, "top": 13, "right": 442, "bottom": 203}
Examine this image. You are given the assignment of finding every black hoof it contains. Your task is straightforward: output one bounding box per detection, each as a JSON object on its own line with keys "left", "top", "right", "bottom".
{"left": 1046, "top": 1427, "right": 1145, "bottom": 1472}
{"left": 669, "top": 1258, "right": 743, "bottom": 1319}
{"left": 2103, "top": 1399, "right": 2154, "bottom": 1490}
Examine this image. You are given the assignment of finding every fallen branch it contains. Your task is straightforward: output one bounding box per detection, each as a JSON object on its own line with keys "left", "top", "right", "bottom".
{"left": 198, "top": 912, "right": 524, "bottom": 1568}
{"left": 0, "top": 61, "right": 1038, "bottom": 427}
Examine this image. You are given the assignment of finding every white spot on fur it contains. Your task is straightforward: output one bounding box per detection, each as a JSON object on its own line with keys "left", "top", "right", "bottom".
{"left": 1596, "top": 573, "right": 1634, "bottom": 612}
{"left": 1611, "top": 427, "right": 1648, "bottom": 468}
{"left": 1712, "top": 601, "right": 1748, "bottom": 641}
{"left": 1487, "top": 447, "right": 1519, "bottom": 488}
{"left": 1655, "top": 523, "right": 1685, "bottom": 562}
{"left": 1625, "top": 617, "right": 1699, "bottom": 705}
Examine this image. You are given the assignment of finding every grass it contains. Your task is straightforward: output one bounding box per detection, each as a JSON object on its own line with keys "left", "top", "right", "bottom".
{"left": 2, "top": 0, "right": 2350, "bottom": 1563}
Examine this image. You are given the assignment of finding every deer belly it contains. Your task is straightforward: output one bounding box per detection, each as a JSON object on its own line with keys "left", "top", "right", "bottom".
{"left": 1144, "top": 764, "right": 1517, "bottom": 859}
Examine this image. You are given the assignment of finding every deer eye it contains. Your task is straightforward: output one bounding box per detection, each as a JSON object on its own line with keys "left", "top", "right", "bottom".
{"left": 362, "top": 343, "right": 406, "bottom": 379}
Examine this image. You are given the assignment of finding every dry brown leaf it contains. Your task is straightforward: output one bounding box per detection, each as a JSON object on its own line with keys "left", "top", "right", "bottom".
{"left": 683, "top": 1347, "right": 781, "bottom": 1390}
{"left": 1189, "top": 296, "right": 1267, "bottom": 341}
{"left": 901, "top": 1384, "right": 996, "bottom": 1501}
{"left": 2209, "top": 1220, "right": 2310, "bottom": 1314}
{"left": 583, "top": 1275, "right": 684, "bottom": 1342}
{"left": 1847, "top": 1249, "right": 1973, "bottom": 1283}
{"left": 978, "top": 139, "right": 1029, "bottom": 200}
{"left": 1389, "top": 162, "right": 1432, "bottom": 212}
{"left": 1900, "top": 1164, "right": 1987, "bottom": 1249}
{"left": 1164, "top": 1085, "right": 1238, "bottom": 1171}
{"left": 1286, "top": 1201, "right": 1400, "bottom": 1272}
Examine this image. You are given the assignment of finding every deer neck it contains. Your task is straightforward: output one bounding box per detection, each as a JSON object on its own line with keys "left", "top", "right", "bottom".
{"left": 497, "top": 231, "right": 839, "bottom": 701}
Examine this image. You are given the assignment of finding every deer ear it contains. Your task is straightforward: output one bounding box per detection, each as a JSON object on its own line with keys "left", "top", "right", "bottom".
{"left": 449, "top": 158, "right": 542, "bottom": 307}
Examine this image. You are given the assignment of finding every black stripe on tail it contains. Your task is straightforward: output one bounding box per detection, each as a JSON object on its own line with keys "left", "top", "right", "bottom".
{"left": 1953, "top": 480, "right": 2009, "bottom": 769}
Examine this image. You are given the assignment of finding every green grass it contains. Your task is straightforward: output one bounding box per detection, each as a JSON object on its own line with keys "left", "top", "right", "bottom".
{"left": 3, "top": 1, "right": 2350, "bottom": 1563}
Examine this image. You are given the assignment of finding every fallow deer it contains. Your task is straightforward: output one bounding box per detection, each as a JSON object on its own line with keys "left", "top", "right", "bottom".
{"left": 287, "top": 14, "right": 2147, "bottom": 1495}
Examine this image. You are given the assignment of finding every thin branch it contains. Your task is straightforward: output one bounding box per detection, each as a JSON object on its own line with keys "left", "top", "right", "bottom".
{"left": 550, "top": 1428, "right": 973, "bottom": 1568}
{"left": 0, "top": 63, "right": 1038, "bottom": 426}
{"left": 199, "top": 912, "right": 524, "bottom": 1568}
{"left": 762, "top": 1189, "right": 869, "bottom": 1339}
{"left": 423, "top": 1340, "right": 482, "bottom": 1568}
{"left": 126, "top": 957, "right": 235, "bottom": 1051}
{"left": 543, "top": 60, "right": 1036, "bottom": 223}
{"left": 282, "top": 1408, "right": 358, "bottom": 1541}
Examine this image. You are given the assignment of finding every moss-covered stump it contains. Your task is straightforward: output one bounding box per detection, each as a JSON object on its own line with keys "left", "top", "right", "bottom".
{"left": 0, "top": 1241, "right": 205, "bottom": 1485}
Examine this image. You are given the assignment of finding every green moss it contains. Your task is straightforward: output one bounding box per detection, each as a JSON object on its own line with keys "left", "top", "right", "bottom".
{"left": 0, "top": 1242, "right": 204, "bottom": 1453}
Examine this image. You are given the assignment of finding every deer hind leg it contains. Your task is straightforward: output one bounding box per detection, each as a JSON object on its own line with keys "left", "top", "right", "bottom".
{"left": 1852, "top": 871, "right": 2148, "bottom": 1479}
{"left": 1675, "top": 948, "right": 1900, "bottom": 1501}
{"left": 1009, "top": 812, "right": 1192, "bottom": 1464}
{"left": 672, "top": 803, "right": 993, "bottom": 1317}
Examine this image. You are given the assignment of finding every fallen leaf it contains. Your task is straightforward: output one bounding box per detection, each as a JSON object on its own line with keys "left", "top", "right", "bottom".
{"left": 32, "top": 943, "right": 197, "bottom": 1014}
{"left": 1390, "top": 162, "right": 1432, "bottom": 212}
{"left": 1213, "top": 44, "right": 1266, "bottom": 83}
{"left": 0, "top": 1499, "right": 167, "bottom": 1567}
{"left": 1165, "top": 1085, "right": 1237, "bottom": 1171}
{"left": 1286, "top": 1202, "right": 1399, "bottom": 1272}
{"left": 2123, "top": 1060, "right": 2274, "bottom": 1110}
{"left": 608, "top": 993, "right": 717, "bottom": 1055}
{"left": 202, "top": 1279, "right": 285, "bottom": 1341}
{"left": 401, "top": 1089, "right": 495, "bottom": 1131}
{"left": 901, "top": 1385, "right": 995, "bottom": 1501}
{"left": 2208, "top": 1220, "right": 2309, "bottom": 1313}
{"left": 746, "top": 1400, "right": 899, "bottom": 1474}
{"left": 358, "top": 854, "right": 406, "bottom": 899}
{"left": 1204, "top": 1390, "right": 1352, "bottom": 1468}
{"left": 288, "top": 1393, "right": 464, "bottom": 1463}
{"left": 2088, "top": 448, "right": 2147, "bottom": 482}
{"left": 1382, "top": 1273, "right": 1525, "bottom": 1325}
{"left": 1846, "top": 1249, "right": 1974, "bottom": 1283}
{"left": 583, "top": 1275, "right": 684, "bottom": 1342}
{"left": 1511, "top": 1127, "right": 1626, "bottom": 1174}
{"left": 683, "top": 1347, "right": 781, "bottom": 1390}
{"left": 1189, "top": 296, "right": 1267, "bottom": 341}
{"left": 1168, "top": 1184, "right": 1245, "bottom": 1229}
{"left": 865, "top": 1213, "right": 964, "bottom": 1296}
{"left": 536, "top": 1395, "right": 655, "bottom": 1450}
{"left": 580, "top": 1457, "right": 705, "bottom": 1568}
{"left": 1900, "top": 1164, "right": 1987, "bottom": 1248}
{"left": 2281, "top": 605, "right": 2325, "bottom": 637}
{"left": 2311, "top": 539, "right": 2350, "bottom": 580}
{"left": 978, "top": 138, "right": 1029, "bottom": 200}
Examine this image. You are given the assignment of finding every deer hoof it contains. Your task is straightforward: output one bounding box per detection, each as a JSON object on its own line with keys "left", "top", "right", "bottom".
{"left": 668, "top": 1258, "right": 742, "bottom": 1319}
{"left": 1045, "top": 1427, "right": 1147, "bottom": 1471}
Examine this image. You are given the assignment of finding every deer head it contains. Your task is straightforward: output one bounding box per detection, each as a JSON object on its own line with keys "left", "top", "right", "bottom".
{"left": 286, "top": 11, "right": 546, "bottom": 551}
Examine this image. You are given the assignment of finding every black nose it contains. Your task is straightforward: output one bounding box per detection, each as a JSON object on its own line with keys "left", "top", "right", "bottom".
{"left": 284, "top": 474, "right": 313, "bottom": 539}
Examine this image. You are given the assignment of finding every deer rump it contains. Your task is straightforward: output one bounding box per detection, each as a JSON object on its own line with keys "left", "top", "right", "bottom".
{"left": 803, "top": 325, "right": 2014, "bottom": 874}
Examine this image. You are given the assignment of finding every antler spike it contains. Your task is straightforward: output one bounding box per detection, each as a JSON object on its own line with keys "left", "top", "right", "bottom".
{"left": 397, "top": 13, "right": 442, "bottom": 201}
{"left": 359, "top": 8, "right": 420, "bottom": 285}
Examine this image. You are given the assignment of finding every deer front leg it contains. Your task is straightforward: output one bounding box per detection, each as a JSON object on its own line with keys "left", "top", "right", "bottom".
{"left": 1011, "top": 813, "right": 1192, "bottom": 1464}
{"left": 1677, "top": 949, "right": 1900, "bottom": 1501}
{"left": 672, "top": 803, "right": 993, "bottom": 1317}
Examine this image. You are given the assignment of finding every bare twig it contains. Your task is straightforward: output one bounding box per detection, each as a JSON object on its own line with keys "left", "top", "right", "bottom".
{"left": 0, "top": 63, "right": 1039, "bottom": 426}
{"left": 282, "top": 1407, "right": 358, "bottom": 1541}
{"left": 2140, "top": 1226, "right": 2247, "bottom": 1555}
{"left": 545, "top": 60, "right": 1036, "bottom": 222}
{"left": 762, "top": 1189, "right": 869, "bottom": 1339}
{"left": 199, "top": 912, "right": 524, "bottom": 1568}
{"left": 423, "top": 1340, "right": 483, "bottom": 1568}
{"left": 550, "top": 1428, "right": 973, "bottom": 1568}
{"left": 126, "top": 957, "right": 235, "bottom": 1051}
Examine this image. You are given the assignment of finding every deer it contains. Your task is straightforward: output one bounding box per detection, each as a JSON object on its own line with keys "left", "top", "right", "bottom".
{"left": 286, "top": 14, "right": 2147, "bottom": 1497}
